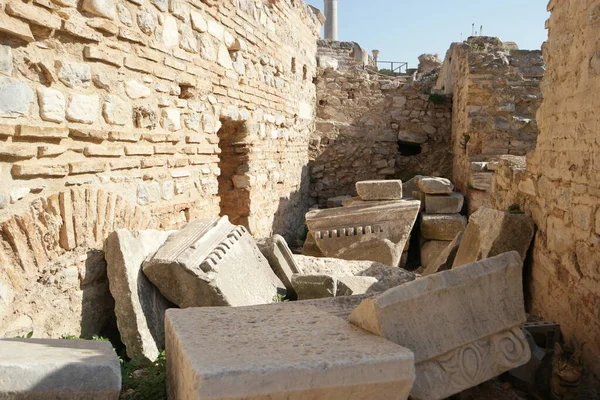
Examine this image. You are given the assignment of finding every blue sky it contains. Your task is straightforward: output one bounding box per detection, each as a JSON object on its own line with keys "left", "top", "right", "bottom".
{"left": 305, "top": 0, "right": 550, "bottom": 68}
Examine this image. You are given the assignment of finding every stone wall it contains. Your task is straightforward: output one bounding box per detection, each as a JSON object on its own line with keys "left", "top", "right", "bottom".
{"left": 437, "top": 37, "right": 544, "bottom": 214}
{"left": 316, "top": 39, "right": 368, "bottom": 72}
{"left": 310, "top": 62, "right": 452, "bottom": 205}
{"left": 0, "top": 0, "right": 320, "bottom": 338}
{"left": 490, "top": 0, "right": 600, "bottom": 378}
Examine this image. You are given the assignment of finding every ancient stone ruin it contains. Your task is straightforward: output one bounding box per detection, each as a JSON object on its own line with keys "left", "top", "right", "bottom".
{"left": 0, "top": 0, "right": 599, "bottom": 398}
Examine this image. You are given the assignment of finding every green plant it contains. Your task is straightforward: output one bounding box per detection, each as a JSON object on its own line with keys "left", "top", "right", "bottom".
{"left": 121, "top": 352, "right": 167, "bottom": 400}
{"left": 428, "top": 93, "right": 447, "bottom": 105}
{"left": 273, "top": 294, "right": 288, "bottom": 303}
{"left": 16, "top": 331, "right": 34, "bottom": 339}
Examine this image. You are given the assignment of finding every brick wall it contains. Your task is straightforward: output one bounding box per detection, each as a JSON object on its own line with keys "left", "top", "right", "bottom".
{"left": 490, "top": 0, "right": 600, "bottom": 378}
{"left": 438, "top": 37, "right": 544, "bottom": 214}
{"left": 0, "top": 0, "right": 320, "bottom": 338}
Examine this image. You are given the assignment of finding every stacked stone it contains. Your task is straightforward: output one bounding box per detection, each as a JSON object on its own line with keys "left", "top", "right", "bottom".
{"left": 415, "top": 177, "right": 466, "bottom": 269}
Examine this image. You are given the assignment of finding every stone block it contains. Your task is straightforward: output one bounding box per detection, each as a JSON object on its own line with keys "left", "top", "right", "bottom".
{"left": 0, "top": 77, "right": 33, "bottom": 118}
{"left": 56, "top": 60, "right": 92, "bottom": 88}
{"left": 424, "top": 192, "right": 464, "bottom": 214}
{"left": 417, "top": 177, "right": 454, "bottom": 194}
{"left": 291, "top": 274, "right": 336, "bottom": 300}
{"left": 356, "top": 180, "right": 403, "bottom": 201}
{"left": 37, "top": 87, "right": 66, "bottom": 123}
{"left": 294, "top": 255, "right": 415, "bottom": 293}
{"left": 256, "top": 235, "right": 302, "bottom": 299}
{"left": 166, "top": 305, "right": 415, "bottom": 400}
{"left": 349, "top": 252, "right": 530, "bottom": 400}
{"left": 453, "top": 207, "right": 535, "bottom": 268}
{"left": 336, "top": 276, "right": 378, "bottom": 296}
{"left": 0, "top": 338, "right": 121, "bottom": 399}
{"left": 420, "top": 240, "right": 451, "bottom": 268}
{"left": 295, "top": 293, "right": 378, "bottom": 320}
{"left": 82, "top": 0, "right": 116, "bottom": 20}
{"left": 0, "top": 45, "right": 13, "bottom": 76}
{"left": 305, "top": 200, "right": 420, "bottom": 268}
{"left": 423, "top": 231, "right": 463, "bottom": 276}
{"left": 420, "top": 214, "right": 466, "bottom": 241}
{"left": 469, "top": 172, "right": 494, "bottom": 191}
{"left": 143, "top": 217, "right": 283, "bottom": 308}
{"left": 105, "top": 229, "right": 175, "bottom": 362}
{"left": 66, "top": 94, "right": 99, "bottom": 124}
{"left": 0, "top": 15, "right": 35, "bottom": 42}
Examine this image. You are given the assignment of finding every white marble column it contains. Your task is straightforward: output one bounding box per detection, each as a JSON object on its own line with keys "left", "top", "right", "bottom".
{"left": 324, "top": 0, "right": 338, "bottom": 40}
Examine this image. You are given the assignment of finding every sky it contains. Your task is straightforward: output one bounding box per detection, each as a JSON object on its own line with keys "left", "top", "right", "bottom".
{"left": 304, "top": 0, "right": 550, "bottom": 68}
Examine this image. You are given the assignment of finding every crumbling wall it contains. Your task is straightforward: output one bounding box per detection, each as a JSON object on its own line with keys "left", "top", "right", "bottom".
{"left": 0, "top": 0, "right": 320, "bottom": 338}
{"left": 490, "top": 0, "right": 600, "bottom": 378}
{"left": 316, "top": 40, "right": 368, "bottom": 72}
{"left": 438, "top": 37, "right": 544, "bottom": 214}
{"left": 310, "top": 64, "right": 452, "bottom": 205}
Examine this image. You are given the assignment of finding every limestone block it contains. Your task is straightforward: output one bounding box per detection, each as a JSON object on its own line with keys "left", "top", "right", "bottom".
{"left": 294, "top": 293, "right": 377, "bottom": 320}
{"left": 56, "top": 61, "right": 92, "bottom": 88}
{"left": 217, "top": 44, "right": 233, "bottom": 69}
{"left": 420, "top": 240, "right": 451, "bottom": 268}
{"left": 350, "top": 252, "right": 530, "bottom": 400}
{"left": 0, "top": 45, "right": 13, "bottom": 76}
{"left": 66, "top": 94, "right": 99, "bottom": 124}
{"left": 0, "top": 77, "right": 33, "bottom": 118}
{"left": 137, "top": 7, "right": 156, "bottom": 35}
{"left": 149, "top": 0, "right": 166, "bottom": 11}
{"left": 420, "top": 214, "right": 466, "bottom": 241}
{"left": 125, "top": 80, "right": 151, "bottom": 99}
{"left": 418, "top": 177, "right": 454, "bottom": 194}
{"left": 161, "top": 108, "right": 181, "bottom": 131}
{"left": 105, "top": 230, "right": 175, "bottom": 362}
{"left": 356, "top": 180, "right": 403, "bottom": 201}
{"left": 317, "top": 55, "right": 338, "bottom": 70}
{"left": 402, "top": 175, "right": 424, "bottom": 198}
{"left": 0, "top": 339, "right": 121, "bottom": 399}
{"left": 257, "top": 235, "right": 302, "bottom": 299}
{"left": 190, "top": 11, "right": 207, "bottom": 32}
{"left": 398, "top": 131, "right": 428, "bottom": 144}
{"left": 424, "top": 192, "right": 464, "bottom": 214}
{"left": 103, "top": 95, "right": 130, "bottom": 126}
{"left": 162, "top": 15, "right": 179, "bottom": 47}
{"left": 305, "top": 200, "right": 420, "bottom": 268}
{"left": 82, "top": 0, "right": 116, "bottom": 19}
{"left": 452, "top": 207, "right": 535, "bottom": 268}
{"left": 166, "top": 305, "right": 415, "bottom": 400}
{"left": 143, "top": 217, "right": 283, "bottom": 308}
{"left": 469, "top": 172, "right": 494, "bottom": 191}
{"left": 423, "top": 231, "right": 463, "bottom": 276}
{"left": 294, "top": 255, "right": 415, "bottom": 292}
{"left": 291, "top": 274, "right": 336, "bottom": 300}
{"left": 336, "top": 276, "right": 378, "bottom": 296}
{"left": 37, "top": 87, "right": 66, "bottom": 123}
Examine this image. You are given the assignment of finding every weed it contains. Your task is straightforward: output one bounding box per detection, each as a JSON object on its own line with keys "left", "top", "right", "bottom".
{"left": 460, "top": 134, "right": 471, "bottom": 151}
{"left": 508, "top": 204, "right": 524, "bottom": 214}
{"left": 121, "top": 352, "right": 167, "bottom": 400}
{"left": 428, "top": 93, "right": 447, "bottom": 105}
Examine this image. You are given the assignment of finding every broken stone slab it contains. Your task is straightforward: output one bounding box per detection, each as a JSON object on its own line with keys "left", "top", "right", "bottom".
{"left": 349, "top": 251, "right": 530, "bottom": 400}
{"left": 422, "top": 231, "right": 463, "bottom": 276}
{"left": 356, "top": 180, "right": 403, "bottom": 201}
{"left": 453, "top": 207, "right": 535, "bottom": 268}
{"left": 257, "top": 234, "right": 303, "bottom": 300}
{"left": 420, "top": 214, "right": 467, "bottom": 241}
{"left": 424, "top": 192, "right": 464, "bottom": 214}
{"left": 341, "top": 197, "right": 400, "bottom": 207}
{"left": 402, "top": 175, "right": 425, "bottom": 198}
{"left": 305, "top": 200, "right": 420, "bottom": 268}
{"left": 105, "top": 229, "right": 175, "bottom": 362}
{"left": 301, "top": 231, "right": 324, "bottom": 257}
{"left": 291, "top": 274, "right": 336, "bottom": 300}
{"left": 420, "top": 240, "right": 451, "bottom": 268}
{"left": 417, "top": 177, "right": 454, "bottom": 195}
{"left": 143, "top": 217, "right": 283, "bottom": 308}
{"left": 336, "top": 276, "right": 378, "bottom": 296}
{"left": 166, "top": 304, "right": 415, "bottom": 400}
{"left": 0, "top": 338, "right": 121, "bottom": 399}
{"left": 294, "top": 255, "right": 416, "bottom": 291}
